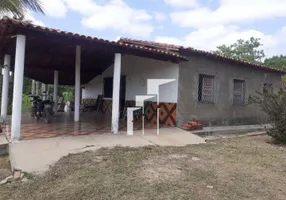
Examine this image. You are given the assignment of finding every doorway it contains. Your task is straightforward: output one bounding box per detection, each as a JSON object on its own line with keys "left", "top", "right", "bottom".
{"left": 120, "top": 76, "right": 126, "bottom": 115}
{"left": 103, "top": 76, "right": 126, "bottom": 115}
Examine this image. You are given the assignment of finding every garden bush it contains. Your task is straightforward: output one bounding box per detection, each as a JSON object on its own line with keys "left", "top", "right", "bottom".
{"left": 249, "top": 88, "right": 286, "bottom": 143}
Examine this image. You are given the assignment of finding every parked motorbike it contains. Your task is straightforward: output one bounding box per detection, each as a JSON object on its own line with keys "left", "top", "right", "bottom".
{"left": 30, "top": 94, "right": 54, "bottom": 123}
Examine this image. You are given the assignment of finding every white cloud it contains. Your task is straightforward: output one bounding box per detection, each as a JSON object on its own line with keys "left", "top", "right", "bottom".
{"left": 63, "top": 0, "right": 96, "bottom": 15}
{"left": 156, "top": 25, "right": 286, "bottom": 57}
{"left": 156, "top": 36, "right": 183, "bottom": 46}
{"left": 164, "top": 0, "right": 286, "bottom": 57}
{"left": 25, "top": 12, "right": 45, "bottom": 26}
{"left": 171, "top": 0, "right": 286, "bottom": 28}
{"left": 42, "top": 0, "right": 67, "bottom": 18}
{"left": 262, "top": 26, "right": 286, "bottom": 56}
{"left": 64, "top": 0, "right": 154, "bottom": 37}
{"left": 164, "top": 0, "right": 198, "bottom": 8}
{"left": 154, "top": 12, "right": 167, "bottom": 22}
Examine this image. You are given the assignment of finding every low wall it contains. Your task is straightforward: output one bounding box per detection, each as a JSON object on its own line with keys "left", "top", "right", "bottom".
{"left": 83, "top": 99, "right": 177, "bottom": 127}
{"left": 82, "top": 99, "right": 97, "bottom": 106}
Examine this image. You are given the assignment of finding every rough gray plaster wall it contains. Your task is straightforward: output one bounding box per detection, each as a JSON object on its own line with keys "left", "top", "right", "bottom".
{"left": 177, "top": 55, "right": 282, "bottom": 126}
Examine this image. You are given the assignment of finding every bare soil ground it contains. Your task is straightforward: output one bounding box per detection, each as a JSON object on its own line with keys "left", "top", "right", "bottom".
{"left": 1, "top": 135, "right": 286, "bottom": 200}
{"left": 0, "top": 156, "right": 10, "bottom": 181}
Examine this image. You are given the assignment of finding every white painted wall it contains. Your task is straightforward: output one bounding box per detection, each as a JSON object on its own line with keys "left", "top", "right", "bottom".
{"left": 82, "top": 55, "right": 179, "bottom": 103}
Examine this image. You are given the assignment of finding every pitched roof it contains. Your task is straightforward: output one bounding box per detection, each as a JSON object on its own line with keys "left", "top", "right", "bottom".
{"left": 180, "top": 47, "right": 286, "bottom": 74}
{"left": 119, "top": 38, "right": 286, "bottom": 74}
{"left": 0, "top": 17, "right": 187, "bottom": 61}
{"left": 1, "top": 17, "right": 285, "bottom": 75}
{"left": 0, "top": 18, "right": 189, "bottom": 85}
{"left": 119, "top": 37, "right": 181, "bottom": 53}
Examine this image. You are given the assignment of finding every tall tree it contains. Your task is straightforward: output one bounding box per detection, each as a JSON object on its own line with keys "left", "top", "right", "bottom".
{"left": 0, "top": 0, "right": 44, "bottom": 18}
{"left": 264, "top": 55, "right": 286, "bottom": 70}
{"left": 264, "top": 55, "right": 286, "bottom": 82}
{"left": 213, "top": 37, "right": 265, "bottom": 63}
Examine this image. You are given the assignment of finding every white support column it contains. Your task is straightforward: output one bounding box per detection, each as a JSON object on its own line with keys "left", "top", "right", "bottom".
{"left": 46, "top": 84, "right": 49, "bottom": 99}
{"left": 1, "top": 54, "right": 11, "bottom": 120}
{"left": 53, "top": 70, "right": 59, "bottom": 112}
{"left": 41, "top": 83, "right": 47, "bottom": 100}
{"left": 31, "top": 79, "right": 35, "bottom": 95}
{"left": 74, "top": 45, "right": 81, "bottom": 122}
{"left": 35, "top": 81, "right": 40, "bottom": 96}
{"left": 11, "top": 35, "right": 26, "bottom": 141}
{"left": 111, "top": 53, "right": 122, "bottom": 134}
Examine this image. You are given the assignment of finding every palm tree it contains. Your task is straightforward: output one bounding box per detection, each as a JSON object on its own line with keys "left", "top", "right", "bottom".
{"left": 0, "top": 0, "right": 44, "bottom": 18}
{"left": 0, "top": 1, "right": 44, "bottom": 114}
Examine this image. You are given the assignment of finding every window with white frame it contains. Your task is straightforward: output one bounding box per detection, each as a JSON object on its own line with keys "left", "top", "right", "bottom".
{"left": 198, "top": 74, "right": 215, "bottom": 103}
{"left": 233, "top": 79, "right": 245, "bottom": 104}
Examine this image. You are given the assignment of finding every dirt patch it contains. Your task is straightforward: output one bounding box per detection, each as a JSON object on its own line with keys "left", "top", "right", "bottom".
{"left": 141, "top": 154, "right": 188, "bottom": 182}
{"left": 140, "top": 154, "right": 207, "bottom": 182}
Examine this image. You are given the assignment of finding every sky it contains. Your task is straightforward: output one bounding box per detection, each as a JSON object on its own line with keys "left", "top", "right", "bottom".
{"left": 20, "top": 0, "right": 286, "bottom": 57}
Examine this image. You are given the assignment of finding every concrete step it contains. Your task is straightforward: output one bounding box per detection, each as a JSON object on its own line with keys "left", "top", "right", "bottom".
{"left": 191, "top": 124, "right": 270, "bottom": 137}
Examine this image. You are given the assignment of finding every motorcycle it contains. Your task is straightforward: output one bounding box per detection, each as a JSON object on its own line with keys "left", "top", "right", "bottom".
{"left": 30, "top": 94, "right": 54, "bottom": 123}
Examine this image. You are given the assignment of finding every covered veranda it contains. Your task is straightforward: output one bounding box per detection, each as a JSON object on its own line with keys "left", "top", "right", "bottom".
{"left": 5, "top": 112, "right": 163, "bottom": 140}
{"left": 0, "top": 18, "right": 186, "bottom": 141}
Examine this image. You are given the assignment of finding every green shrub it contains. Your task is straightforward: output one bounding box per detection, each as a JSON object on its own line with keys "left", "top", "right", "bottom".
{"left": 22, "top": 94, "right": 31, "bottom": 113}
{"left": 249, "top": 88, "right": 286, "bottom": 143}
{"left": 62, "top": 91, "right": 74, "bottom": 101}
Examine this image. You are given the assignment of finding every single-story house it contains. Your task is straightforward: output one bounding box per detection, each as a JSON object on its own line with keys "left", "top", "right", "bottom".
{"left": 0, "top": 17, "right": 285, "bottom": 141}
{"left": 82, "top": 38, "right": 285, "bottom": 126}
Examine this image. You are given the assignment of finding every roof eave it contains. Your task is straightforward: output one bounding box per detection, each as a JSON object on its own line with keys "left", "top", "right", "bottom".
{"left": 180, "top": 48, "right": 286, "bottom": 75}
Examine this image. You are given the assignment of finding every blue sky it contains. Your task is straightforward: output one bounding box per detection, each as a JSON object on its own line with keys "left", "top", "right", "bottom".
{"left": 25, "top": 0, "right": 286, "bottom": 57}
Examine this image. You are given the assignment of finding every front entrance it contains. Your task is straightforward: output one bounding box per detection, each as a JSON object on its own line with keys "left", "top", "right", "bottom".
{"left": 103, "top": 76, "right": 126, "bottom": 115}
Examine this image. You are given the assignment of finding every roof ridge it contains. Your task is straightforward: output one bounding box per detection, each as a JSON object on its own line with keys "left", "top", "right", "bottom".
{"left": 180, "top": 47, "right": 286, "bottom": 73}
{"left": 119, "top": 37, "right": 182, "bottom": 49}
{"left": 119, "top": 37, "right": 286, "bottom": 73}
{"left": 1, "top": 17, "right": 285, "bottom": 73}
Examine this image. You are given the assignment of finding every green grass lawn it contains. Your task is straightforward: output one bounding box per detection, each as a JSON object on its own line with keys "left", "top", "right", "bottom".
{"left": 1, "top": 135, "right": 286, "bottom": 200}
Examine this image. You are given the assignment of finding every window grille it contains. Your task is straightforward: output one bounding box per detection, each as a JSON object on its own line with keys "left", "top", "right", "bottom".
{"left": 233, "top": 79, "right": 245, "bottom": 104}
{"left": 198, "top": 74, "right": 215, "bottom": 103}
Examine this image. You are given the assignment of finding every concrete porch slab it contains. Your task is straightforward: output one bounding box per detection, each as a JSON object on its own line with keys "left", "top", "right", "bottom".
{"left": 9, "top": 128, "right": 205, "bottom": 174}
{"left": 5, "top": 112, "right": 171, "bottom": 141}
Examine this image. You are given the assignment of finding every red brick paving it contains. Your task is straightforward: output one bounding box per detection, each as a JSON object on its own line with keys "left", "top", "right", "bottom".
{"left": 4, "top": 112, "right": 163, "bottom": 140}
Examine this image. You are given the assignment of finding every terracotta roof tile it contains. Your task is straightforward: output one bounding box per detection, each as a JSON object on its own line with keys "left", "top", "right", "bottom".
{"left": 1, "top": 18, "right": 285, "bottom": 74}
{"left": 0, "top": 17, "right": 187, "bottom": 61}
{"left": 118, "top": 37, "right": 286, "bottom": 74}
{"left": 181, "top": 47, "right": 286, "bottom": 74}
{"left": 119, "top": 37, "right": 181, "bottom": 52}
